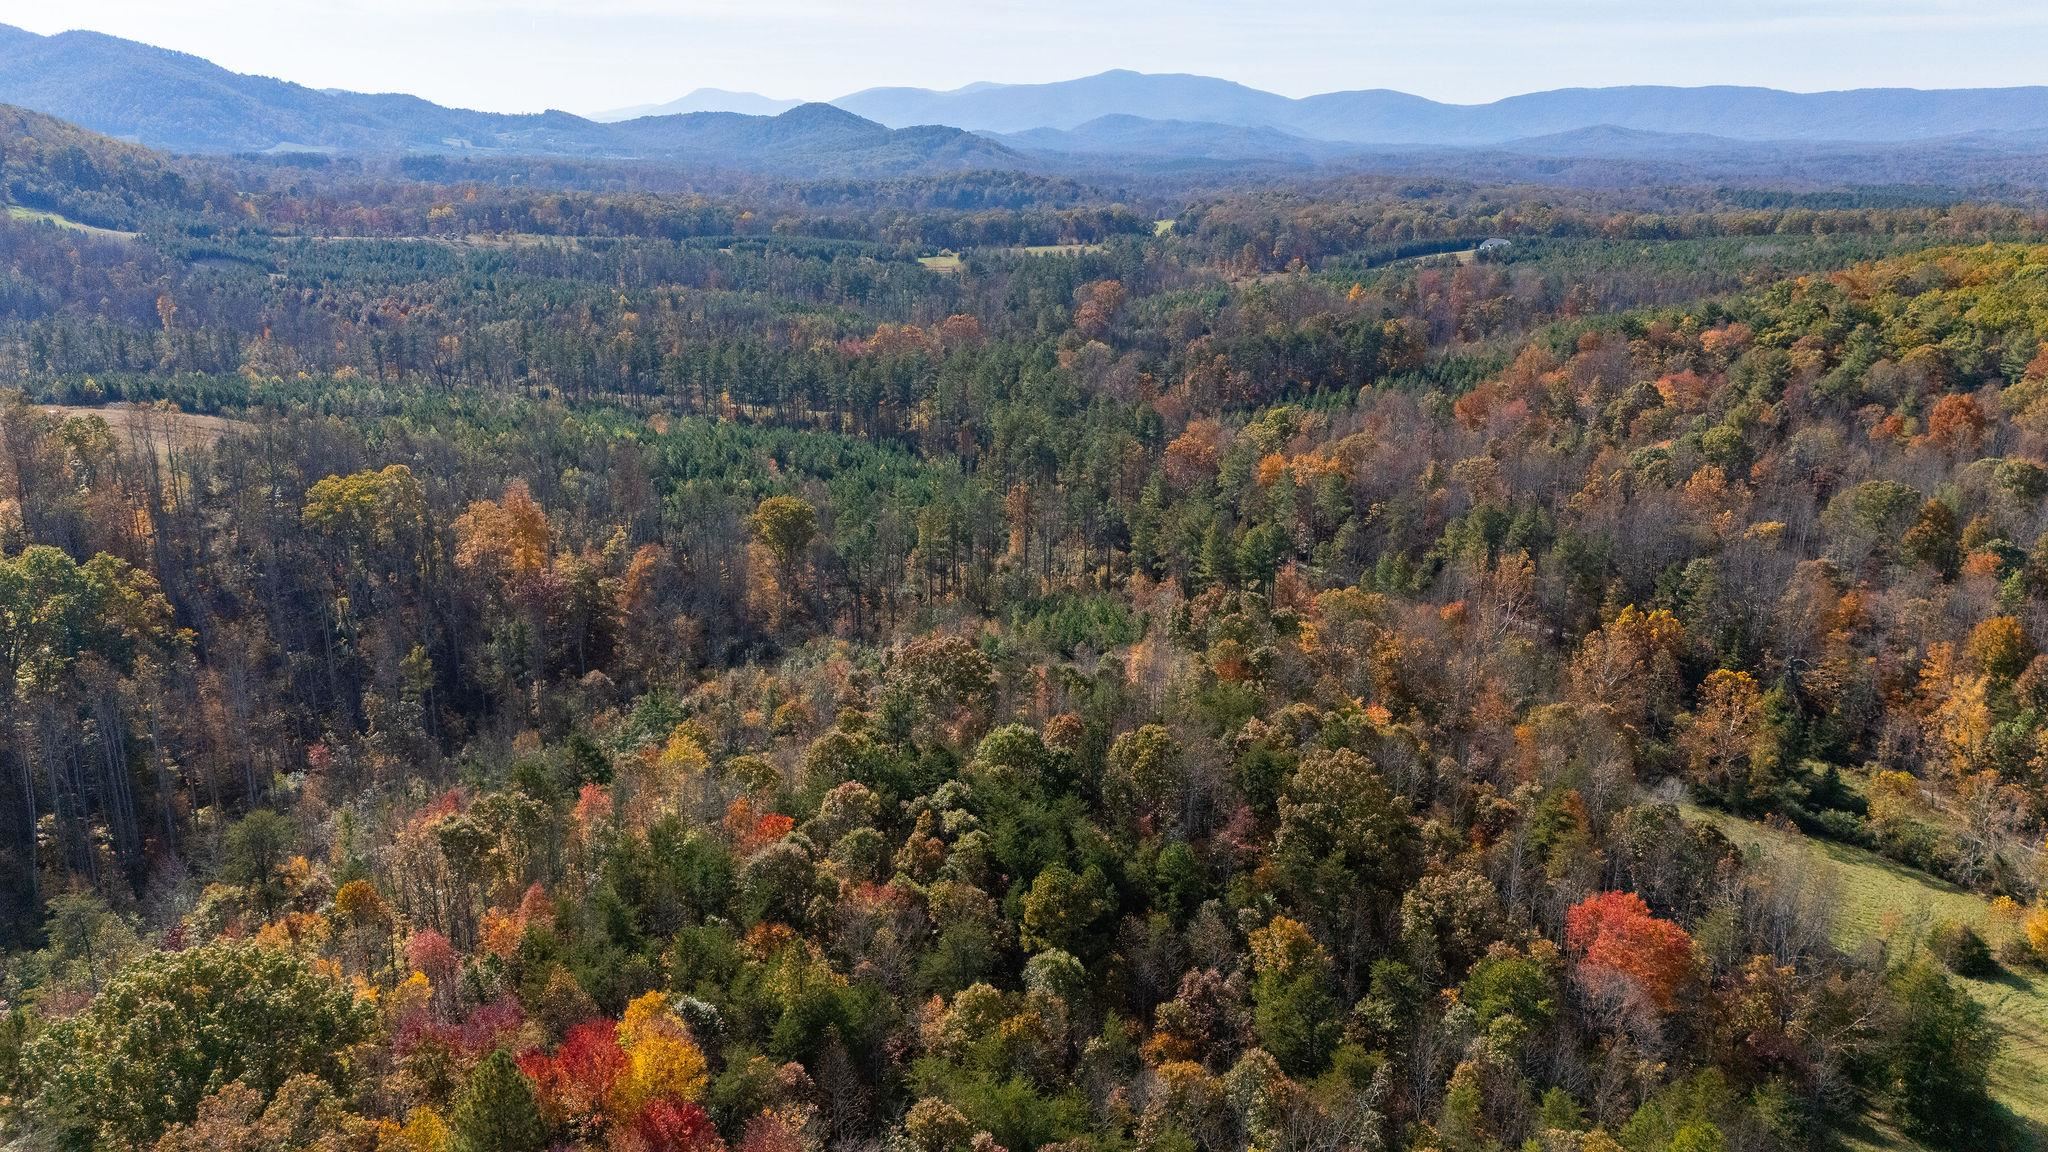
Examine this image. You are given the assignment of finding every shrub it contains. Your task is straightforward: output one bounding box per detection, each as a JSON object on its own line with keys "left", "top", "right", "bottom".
{"left": 1927, "top": 919, "right": 1997, "bottom": 978}
{"left": 1883, "top": 959, "right": 2004, "bottom": 1149}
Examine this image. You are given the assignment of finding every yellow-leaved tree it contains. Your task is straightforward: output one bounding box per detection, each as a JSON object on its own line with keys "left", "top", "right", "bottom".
{"left": 453, "top": 479, "right": 552, "bottom": 586}
{"left": 1681, "top": 669, "right": 1778, "bottom": 810}
{"left": 612, "top": 991, "right": 708, "bottom": 1118}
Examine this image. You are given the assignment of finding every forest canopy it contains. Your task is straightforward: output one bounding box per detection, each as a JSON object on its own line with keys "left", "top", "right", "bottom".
{"left": 2, "top": 108, "right": 2048, "bottom": 1152}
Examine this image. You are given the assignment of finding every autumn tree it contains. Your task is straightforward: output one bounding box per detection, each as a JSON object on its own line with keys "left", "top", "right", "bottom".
{"left": 25, "top": 941, "right": 373, "bottom": 1149}
{"left": 519, "top": 1019, "right": 624, "bottom": 1136}
{"left": 1680, "top": 670, "right": 1780, "bottom": 811}
{"left": 433, "top": 486, "right": 609, "bottom": 688}
{"left": 881, "top": 635, "right": 995, "bottom": 747}
{"left": 1965, "top": 615, "right": 2034, "bottom": 683}
{"left": 302, "top": 463, "right": 433, "bottom": 592}
{"left": 635, "top": 1099, "right": 727, "bottom": 1152}
{"left": 1565, "top": 891, "right": 1694, "bottom": 1013}
{"left": 615, "top": 991, "right": 710, "bottom": 1114}
{"left": 1104, "top": 723, "right": 1187, "bottom": 833}
{"left": 151, "top": 1075, "right": 379, "bottom": 1152}
{"left": 751, "top": 495, "right": 818, "bottom": 571}
{"left": 1246, "top": 915, "right": 1338, "bottom": 1075}
{"left": 1272, "top": 748, "right": 1416, "bottom": 986}
{"left": 1566, "top": 605, "right": 1687, "bottom": 739}
{"left": 1900, "top": 500, "right": 1961, "bottom": 578}
{"left": 1923, "top": 393, "right": 1987, "bottom": 455}
{"left": 454, "top": 480, "right": 552, "bottom": 584}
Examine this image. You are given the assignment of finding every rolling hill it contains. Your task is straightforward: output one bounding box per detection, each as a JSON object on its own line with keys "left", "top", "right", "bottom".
{"left": 0, "top": 103, "right": 240, "bottom": 230}
{"left": 608, "top": 102, "right": 1025, "bottom": 176}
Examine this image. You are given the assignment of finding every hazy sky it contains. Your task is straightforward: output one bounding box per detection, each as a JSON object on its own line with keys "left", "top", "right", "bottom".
{"left": 4, "top": 0, "right": 2044, "bottom": 115}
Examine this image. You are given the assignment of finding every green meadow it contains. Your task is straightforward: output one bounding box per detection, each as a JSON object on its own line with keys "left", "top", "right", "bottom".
{"left": 1693, "top": 809, "right": 2048, "bottom": 1148}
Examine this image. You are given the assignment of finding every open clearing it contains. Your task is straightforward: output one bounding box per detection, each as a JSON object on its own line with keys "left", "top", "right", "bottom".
{"left": 300, "top": 232, "right": 583, "bottom": 249}
{"left": 917, "top": 242, "right": 1106, "bottom": 271}
{"left": 1390, "top": 245, "right": 1479, "bottom": 267}
{"left": 1690, "top": 807, "right": 2048, "bottom": 1148}
{"left": 6, "top": 205, "right": 138, "bottom": 242}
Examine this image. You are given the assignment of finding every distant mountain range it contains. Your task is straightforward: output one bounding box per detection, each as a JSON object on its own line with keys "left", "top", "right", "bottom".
{"left": 8, "top": 21, "right": 2048, "bottom": 181}
{"left": 594, "top": 89, "right": 803, "bottom": 122}
{"left": 0, "top": 25, "right": 1017, "bottom": 176}
{"left": 994, "top": 115, "right": 1356, "bottom": 164}
{"left": 832, "top": 70, "right": 2048, "bottom": 144}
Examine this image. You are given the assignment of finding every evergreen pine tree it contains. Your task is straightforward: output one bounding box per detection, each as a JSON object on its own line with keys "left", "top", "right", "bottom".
{"left": 451, "top": 1049, "right": 546, "bottom": 1152}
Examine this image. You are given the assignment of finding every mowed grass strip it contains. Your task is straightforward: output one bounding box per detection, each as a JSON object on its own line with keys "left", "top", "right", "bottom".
{"left": 1009, "top": 242, "right": 1103, "bottom": 256}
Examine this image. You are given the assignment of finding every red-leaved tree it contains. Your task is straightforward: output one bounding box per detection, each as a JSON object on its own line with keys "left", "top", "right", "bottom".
{"left": 635, "top": 1098, "right": 727, "bottom": 1152}
{"left": 520, "top": 1018, "right": 627, "bottom": 1135}
{"left": 1564, "top": 891, "right": 1694, "bottom": 1012}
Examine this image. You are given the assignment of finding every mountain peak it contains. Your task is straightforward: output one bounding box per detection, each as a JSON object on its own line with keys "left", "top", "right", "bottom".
{"left": 779, "top": 101, "right": 874, "bottom": 127}
{"left": 594, "top": 87, "right": 801, "bottom": 123}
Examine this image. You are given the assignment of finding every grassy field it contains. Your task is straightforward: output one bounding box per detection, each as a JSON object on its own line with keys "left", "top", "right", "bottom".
{"left": 1690, "top": 808, "right": 2048, "bottom": 1148}
{"left": 918, "top": 251, "right": 964, "bottom": 272}
{"left": 6, "top": 205, "right": 138, "bottom": 241}
{"left": 1399, "top": 245, "right": 1479, "bottom": 267}
{"left": 37, "top": 404, "right": 249, "bottom": 462}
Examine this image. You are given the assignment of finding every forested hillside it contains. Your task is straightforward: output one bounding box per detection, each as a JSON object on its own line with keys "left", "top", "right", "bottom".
{"left": 6, "top": 108, "right": 2048, "bottom": 1152}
